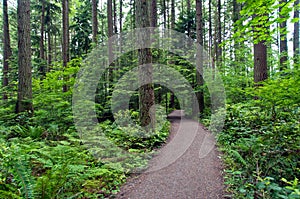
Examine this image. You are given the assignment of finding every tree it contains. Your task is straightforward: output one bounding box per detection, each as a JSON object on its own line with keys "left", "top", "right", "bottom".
{"left": 2, "top": 0, "right": 12, "bottom": 100}
{"left": 279, "top": 0, "right": 288, "bottom": 70}
{"left": 39, "top": 0, "right": 46, "bottom": 76}
{"left": 294, "top": 0, "right": 299, "bottom": 67}
{"left": 107, "top": 0, "right": 114, "bottom": 87}
{"left": 92, "top": 0, "right": 98, "bottom": 43}
{"left": 196, "top": 0, "right": 204, "bottom": 114}
{"left": 62, "top": 0, "right": 70, "bottom": 92}
{"left": 136, "top": 0, "right": 155, "bottom": 130}
{"left": 216, "top": 0, "right": 222, "bottom": 66}
{"left": 16, "top": 0, "right": 33, "bottom": 113}
{"left": 150, "top": 0, "right": 157, "bottom": 28}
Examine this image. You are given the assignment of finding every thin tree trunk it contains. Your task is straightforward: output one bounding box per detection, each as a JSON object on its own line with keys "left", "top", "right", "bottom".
{"left": 92, "top": 0, "right": 98, "bottom": 43}
{"left": 48, "top": 29, "right": 52, "bottom": 67}
{"left": 113, "top": 0, "right": 118, "bottom": 34}
{"left": 294, "top": 0, "right": 299, "bottom": 68}
{"left": 171, "top": 0, "right": 175, "bottom": 29}
{"left": 107, "top": 0, "right": 114, "bottom": 88}
{"left": 62, "top": 0, "right": 70, "bottom": 92}
{"left": 16, "top": 0, "right": 33, "bottom": 113}
{"left": 216, "top": 0, "right": 222, "bottom": 65}
{"left": 187, "top": 0, "right": 191, "bottom": 37}
{"left": 279, "top": 0, "right": 288, "bottom": 70}
{"left": 40, "top": 0, "right": 46, "bottom": 76}
{"left": 2, "top": 0, "right": 12, "bottom": 100}
{"left": 136, "top": 0, "right": 155, "bottom": 130}
{"left": 119, "top": 0, "right": 123, "bottom": 33}
{"left": 196, "top": 0, "right": 204, "bottom": 114}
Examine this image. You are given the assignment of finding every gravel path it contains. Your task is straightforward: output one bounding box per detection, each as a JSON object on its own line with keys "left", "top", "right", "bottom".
{"left": 115, "top": 111, "right": 225, "bottom": 199}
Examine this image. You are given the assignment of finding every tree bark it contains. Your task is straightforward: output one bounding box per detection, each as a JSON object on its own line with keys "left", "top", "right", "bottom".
{"left": 62, "top": 0, "right": 70, "bottom": 92}
{"left": 16, "top": 0, "right": 33, "bottom": 113}
{"left": 113, "top": 0, "right": 118, "bottom": 34}
{"left": 294, "top": 0, "right": 299, "bottom": 68}
{"left": 136, "top": 0, "right": 155, "bottom": 130}
{"left": 92, "top": 0, "right": 98, "bottom": 43}
{"left": 216, "top": 0, "right": 222, "bottom": 65}
{"left": 187, "top": 0, "right": 191, "bottom": 37}
{"left": 119, "top": 0, "right": 123, "bottom": 33}
{"left": 196, "top": 0, "right": 204, "bottom": 114}
{"left": 254, "top": 42, "right": 268, "bottom": 83}
{"left": 150, "top": 0, "right": 157, "bottom": 28}
{"left": 171, "top": 0, "right": 175, "bottom": 29}
{"left": 279, "top": 0, "right": 288, "bottom": 70}
{"left": 107, "top": 0, "right": 114, "bottom": 86}
{"left": 2, "top": 0, "right": 12, "bottom": 100}
{"left": 40, "top": 0, "right": 45, "bottom": 61}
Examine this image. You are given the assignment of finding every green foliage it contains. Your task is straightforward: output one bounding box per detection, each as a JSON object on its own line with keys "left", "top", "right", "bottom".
{"left": 217, "top": 70, "right": 300, "bottom": 198}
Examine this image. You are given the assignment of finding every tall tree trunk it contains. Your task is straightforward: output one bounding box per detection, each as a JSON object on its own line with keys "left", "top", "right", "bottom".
{"left": 209, "top": 0, "right": 212, "bottom": 60}
{"left": 254, "top": 42, "right": 268, "bottom": 83}
{"left": 294, "top": 0, "right": 299, "bottom": 68}
{"left": 40, "top": 0, "right": 46, "bottom": 76}
{"left": 150, "top": 0, "right": 157, "bottom": 28}
{"left": 113, "top": 0, "right": 118, "bottom": 34}
{"left": 119, "top": 0, "right": 123, "bottom": 33}
{"left": 171, "top": 0, "right": 175, "bottom": 29}
{"left": 92, "top": 0, "right": 98, "bottom": 43}
{"left": 2, "top": 0, "right": 12, "bottom": 100}
{"left": 279, "top": 0, "right": 288, "bottom": 70}
{"left": 16, "top": 0, "right": 33, "bottom": 113}
{"left": 62, "top": 0, "right": 70, "bottom": 92}
{"left": 216, "top": 0, "right": 222, "bottom": 66}
{"left": 196, "top": 0, "right": 204, "bottom": 114}
{"left": 47, "top": 29, "right": 52, "bottom": 66}
{"left": 107, "top": 0, "right": 114, "bottom": 87}
{"left": 187, "top": 0, "right": 191, "bottom": 37}
{"left": 136, "top": 0, "right": 155, "bottom": 130}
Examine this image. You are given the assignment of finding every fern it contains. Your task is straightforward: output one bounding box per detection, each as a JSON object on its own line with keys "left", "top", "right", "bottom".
{"left": 229, "top": 149, "right": 247, "bottom": 166}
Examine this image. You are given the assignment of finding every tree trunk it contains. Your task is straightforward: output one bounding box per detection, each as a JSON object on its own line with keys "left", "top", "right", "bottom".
{"left": 196, "top": 0, "right": 204, "bottom": 114}
{"left": 279, "top": 0, "right": 288, "bottom": 70}
{"left": 107, "top": 0, "right": 114, "bottom": 86}
{"left": 150, "top": 0, "right": 157, "bottom": 28}
{"left": 119, "top": 0, "right": 123, "bottom": 33}
{"left": 2, "top": 0, "right": 12, "bottom": 100}
{"left": 16, "top": 0, "right": 33, "bottom": 113}
{"left": 92, "top": 0, "right": 98, "bottom": 43}
{"left": 216, "top": 0, "right": 222, "bottom": 66}
{"left": 136, "top": 0, "right": 155, "bottom": 131}
{"left": 171, "top": 0, "right": 175, "bottom": 29}
{"left": 47, "top": 29, "right": 52, "bottom": 66}
{"left": 62, "top": 0, "right": 70, "bottom": 92}
{"left": 294, "top": 0, "right": 299, "bottom": 68}
{"left": 187, "top": 0, "right": 191, "bottom": 37}
{"left": 40, "top": 0, "right": 45, "bottom": 61}
{"left": 113, "top": 0, "right": 118, "bottom": 34}
{"left": 254, "top": 42, "right": 268, "bottom": 83}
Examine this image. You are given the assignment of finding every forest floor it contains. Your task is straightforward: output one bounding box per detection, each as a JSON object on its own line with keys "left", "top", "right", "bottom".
{"left": 115, "top": 110, "right": 225, "bottom": 199}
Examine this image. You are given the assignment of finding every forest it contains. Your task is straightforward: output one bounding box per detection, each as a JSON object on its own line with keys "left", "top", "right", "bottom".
{"left": 0, "top": 0, "right": 299, "bottom": 198}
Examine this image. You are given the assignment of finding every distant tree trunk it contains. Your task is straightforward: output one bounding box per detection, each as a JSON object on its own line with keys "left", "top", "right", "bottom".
{"left": 294, "top": 0, "right": 299, "bottom": 68}
{"left": 92, "top": 0, "right": 98, "bottom": 43}
{"left": 16, "top": 0, "right": 33, "bottom": 113}
{"left": 209, "top": 0, "right": 212, "bottom": 60}
{"left": 2, "top": 0, "right": 12, "bottom": 100}
{"left": 62, "top": 0, "right": 70, "bottom": 92}
{"left": 107, "top": 0, "right": 114, "bottom": 86}
{"left": 113, "top": 0, "right": 118, "bottom": 34}
{"left": 48, "top": 30, "right": 52, "bottom": 66}
{"left": 254, "top": 42, "right": 268, "bottom": 83}
{"left": 136, "top": 0, "right": 155, "bottom": 130}
{"left": 171, "top": 0, "right": 175, "bottom": 29}
{"left": 40, "top": 0, "right": 46, "bottom": 76}
{"left": 216, "top": 0, "right": 222, "bottom": 66}
{"left": 196, "top": 0, "right": 204, "bottom": 114}
{"left": 279, "top": 0, "right": 288, "bottom": 70}
{"left": 149, "top": 0, "right": 157, "bottom": 28}
{"left": 187, "top": 0, "right": 191, "bottom": 37}
{"left": 119, "top": 0, "right": 123, "bottom": 33}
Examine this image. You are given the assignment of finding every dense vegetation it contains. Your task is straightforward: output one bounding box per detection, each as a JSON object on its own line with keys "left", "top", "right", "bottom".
{"left": 0, "top": 0, "right": 299, "bottom": 198}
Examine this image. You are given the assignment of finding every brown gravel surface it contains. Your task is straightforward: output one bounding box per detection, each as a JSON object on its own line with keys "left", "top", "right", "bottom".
{"left": 115, "top": 111, "right": 225, "bottom": 199}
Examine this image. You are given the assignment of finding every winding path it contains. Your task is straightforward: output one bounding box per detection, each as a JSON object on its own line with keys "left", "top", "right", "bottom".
{"left": 115, "top": 110, "right": 225, "bottom": 199}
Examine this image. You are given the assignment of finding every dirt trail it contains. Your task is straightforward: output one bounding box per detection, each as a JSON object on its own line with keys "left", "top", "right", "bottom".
{"left": 115, "top": 110, "right": 225, "bottom": 199}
